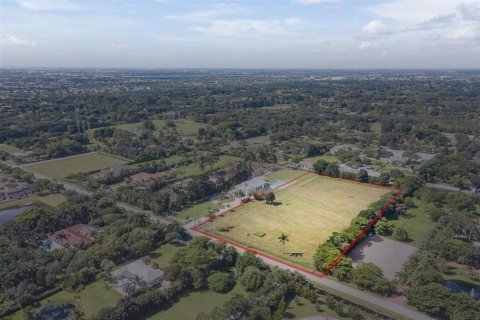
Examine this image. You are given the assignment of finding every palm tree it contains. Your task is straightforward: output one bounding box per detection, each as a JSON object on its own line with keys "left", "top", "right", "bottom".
{"left": 278, "top": 233, "right": 289, "bottom": 253}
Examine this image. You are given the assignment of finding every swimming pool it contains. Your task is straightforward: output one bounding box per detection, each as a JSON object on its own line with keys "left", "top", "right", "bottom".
{"left": 269, "top": 179, "right": 284, "bottom": 189}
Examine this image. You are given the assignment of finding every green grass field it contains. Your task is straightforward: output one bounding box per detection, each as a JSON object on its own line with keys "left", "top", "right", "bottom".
{"left": 304, "top": 154, "right": 339, "bottom": 163}
{"left": 10, "top": 281, "right": 120, "bottom": 320}
{"left": 0, "top": 194, "right": 67, "bottom": 210}
{"left": 150, "top": 243, "right": 185, "bottom": 269}
{"left": 146, "top": 283, "right": 245, "bottom": 320}
{"left": 284, "top": 296, "right": 339, "bottom": 319}
{"left": 173, "top": 200, "right": 221, "bottom": 220}
{"left": 0, "top": 144, "right": 23, "bottom": 154}
{"left": 87, "top": 120, "right": 206, "bottom": 142}
{"left": 24, "top": 152, "right": 128, "bottom": 179}
{"left": 387, "top": 197, "right": 436, "bottom": 247}
{"left": 371, "top": 122, "right": 382, "bottom": 135}
{"left": 202, "top": 173, "right": 390, "bottom": 268}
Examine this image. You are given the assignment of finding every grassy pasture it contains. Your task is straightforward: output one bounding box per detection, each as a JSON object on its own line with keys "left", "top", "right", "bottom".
{"left": 10, "top": 280, "right": 120, "bottom": 320}
{"left": 0, "top": 194, "right": 67, "bottom": 211}
{"left": 202, "top": 173, "right": 390, "bottom": 268}
{"left": 146, "top": 283, "right": 245, "bottom": 320}
{"left": 0, "top": 144, "right": 23, "bottom": 154}
{"left": 387, "top": 197, "right": 436, "bottom": 247}
{"left": 24, "top": 152, "right": 128, "bottom": 179}
{"left": 304, "top": 154, "right": 339, "bottom": 163}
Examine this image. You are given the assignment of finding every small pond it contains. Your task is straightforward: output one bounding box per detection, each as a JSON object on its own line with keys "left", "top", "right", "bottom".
{"left": 0, "top": 204, "right": 36, "bottom": 225}
{"left": 33, "top": 303, "right": 76, "bottom": 320}
{"left": 445, "top": 280, "right": 480, "bottom": 299}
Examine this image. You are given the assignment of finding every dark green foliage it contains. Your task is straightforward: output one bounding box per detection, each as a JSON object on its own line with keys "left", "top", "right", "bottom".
{"left": 239, "top": 266, "right": 265, "bottom": 291}
{"left": 235, "top": 252, "right": 268, "bottom": 276}
{"left": 357, "top": 169, "right": 369, "bottom": 182}
{"left": 265, "top": 192, "right": 275, "bottom": 205}
{"left": 325, "top": 163, "right": 340, "bottom": 176}
{"left": 207, "top": 272, "right": 235, "bottom": 293}
{"left": 406, "top": 283, "right": 454, "bottom": 317}
{"left": 374, "top": 218, "right": 394, "bottom": 235}
{"left": 392, "top": 227, "right": 409, "bottom": 241}
{"left": 313, "top": 159, "right": 329, "bottom": 173}
{"left": 351, "top": 263, "right": 393, "bottom": 295}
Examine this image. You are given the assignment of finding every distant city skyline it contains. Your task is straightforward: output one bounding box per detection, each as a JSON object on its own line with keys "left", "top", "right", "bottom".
{"left": 1, "top": 0, "right": 479, "bottom": 69}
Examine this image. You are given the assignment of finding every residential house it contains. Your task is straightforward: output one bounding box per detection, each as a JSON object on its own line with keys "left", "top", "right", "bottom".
{"left": 230, "top": 176, "right": 270, "bottom": 197}
{"left": 47, "top": 224, "right": 96, "bottom": 250}
{"left": 111, "top": 259, "right": 167, "bottom": 295}
{"left": 288, "top": 160, "right": 314, "bottom": 171}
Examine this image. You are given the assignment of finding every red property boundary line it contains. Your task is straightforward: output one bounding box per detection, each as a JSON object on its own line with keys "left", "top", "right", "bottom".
{"left": 191, "top": 170, "right": 403, "bottom": 279}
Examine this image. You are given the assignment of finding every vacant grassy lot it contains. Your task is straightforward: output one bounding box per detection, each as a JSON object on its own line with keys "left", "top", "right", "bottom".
{"left": 146, "top": 283, "right": 245, "bottom": 320}
{"left": 387, "top": 197, "right": 436, "bottom": 247}
{"left": 0, "top": 144, "right": 23, "bottom": 154}
{"left": 173, "top": 200, "right": 221, "bottom": 221}
{"left": 150, "top": 242, "right": 185, "bottom": 269}
{"left": 202, "top": 173, "right": 390, "bottom": 268}
{"left": 11, "top": 281, "right": 120, "bottom": 320}
{"left": 24, "top": 152, "right": 128, "bottom": 179}
{"left": 0, "top": 194, "right": 67, "bottom": 210}
{"left": 305, "top": 154, "right": 339, "bottom": 163}
{"left": 87, "top": 120, "right": 206, "bottom": 142}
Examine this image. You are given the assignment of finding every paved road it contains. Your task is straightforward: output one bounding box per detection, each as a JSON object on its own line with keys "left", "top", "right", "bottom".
{"left": 188, "top": 215, "right": 433, "bottom": 320}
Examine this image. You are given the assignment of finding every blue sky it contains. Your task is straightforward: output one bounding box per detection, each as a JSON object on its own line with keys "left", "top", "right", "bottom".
{"left": 1, "top": 0, "right": 479, "bottom": 68}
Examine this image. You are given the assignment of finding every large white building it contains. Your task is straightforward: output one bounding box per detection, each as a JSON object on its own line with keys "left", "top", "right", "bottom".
{"left": 231, "top": 176, "right": 270, "bottom": 197}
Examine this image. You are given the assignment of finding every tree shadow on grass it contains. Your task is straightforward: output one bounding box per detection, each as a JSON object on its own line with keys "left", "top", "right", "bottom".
{"left": 218, "top": 226, "right": 235, "bottom": 232}
{"left": 289, "top": 252, "right": 304, "bottom": 257}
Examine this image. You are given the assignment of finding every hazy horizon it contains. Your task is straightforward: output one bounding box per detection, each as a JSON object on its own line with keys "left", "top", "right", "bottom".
{"left": 1, "top": 0, "right": 480, "bottom": 69}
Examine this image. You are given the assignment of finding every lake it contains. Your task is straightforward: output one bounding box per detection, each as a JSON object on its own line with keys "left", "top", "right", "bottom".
{"left": 0, "top": 204, "right": 36, "bottom": 224}
{"left": 445, "top": 280, "right": 480, "bottom": 299}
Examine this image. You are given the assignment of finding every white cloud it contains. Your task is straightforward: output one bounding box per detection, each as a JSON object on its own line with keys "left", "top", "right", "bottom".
{"left": 0, "top": 35, "right": 38, "bottom": 47}
{"left": 16, "top": 0, "right": 83, "bottom": 11}
{"left": 284, "top": 17, "right": 305, "bottom": 26}
{"left": 437, "top": 24, "right": 480, "bottom": 41}
{"left": 458, "top": 2, "right": 480, "bottom": 21}
{"left": 109, "top": 43, "right": 128, "bottom": 49}
{"left": 295, "top": 0, "right": 343, "bottom": 4}
{"left": 362, "top": 20, "right": 393, "bottom": 35}
{"left": 192, "top": 18, "right": 306, "bottom": 38}
{"left": 359, "top": 41, "right": 377, "bottom": 49}
{"left": 166, "top": 3, "right": 240, "bottom": 21}
{"left": 368, "top": 0, "right": 469, "bottom": 24}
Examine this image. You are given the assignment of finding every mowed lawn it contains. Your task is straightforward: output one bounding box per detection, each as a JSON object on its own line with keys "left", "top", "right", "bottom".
{"left": 387, "top": 197, "right": 437, "bottom": 247}
{"left": 10, "top": 281, "right": 121, "bottom": 320}
{"left": 202, "top": 173, "right": 390, "bottom": 268}
{"left": 0, "top": 194, "right": 67, "bottom": 210}
{"left": 146, "top": 283, "right": 245, "bottom": 320}
{"left": 0, "top": 143, "right": 23, "bottom": 154}
{"left": 24, "top": 152, "right": 128, "bottom": 179}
